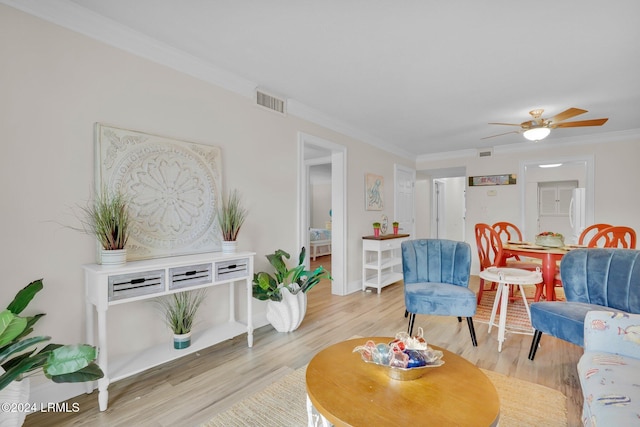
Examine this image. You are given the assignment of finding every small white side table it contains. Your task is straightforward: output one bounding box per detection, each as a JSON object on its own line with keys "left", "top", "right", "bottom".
{"left": 479, "top": 267, "right": 542, "bottom": 352}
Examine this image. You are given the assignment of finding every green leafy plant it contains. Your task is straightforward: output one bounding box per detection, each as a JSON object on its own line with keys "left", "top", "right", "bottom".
{"left": 252, "top": 247, "right": 332, "bottom": 302}
{"left": 75, "top": 189, "right": 130, "bottom": 250}
{"left": 217, "top": 189, "right": 248, "bottom": 241}
{"left": 155, "top": 290, "right": 208, "bottom": 335}
{"left": 0, "top": 279, "right": 103, "bottom": 390}
{"left": 392, "top": 221, "right": 399, "bottom": 227}
{"left": 373, "top": 222, "right": 381, "bottom": 229}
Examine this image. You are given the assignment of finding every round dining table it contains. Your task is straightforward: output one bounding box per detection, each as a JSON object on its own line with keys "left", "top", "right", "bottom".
{"left": 502, "top": 242, "right": 578, "bottom": 301}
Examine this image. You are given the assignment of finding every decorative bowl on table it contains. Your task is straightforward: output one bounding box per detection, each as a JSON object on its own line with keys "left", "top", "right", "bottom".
{"left": 353, "top": 329, "right": 444, "bottom": 381}
{"left": 535, "top": 232, "right": 565, "bottom": 247}
{"left": 366, "top": 358, "right": 444, "bottom": 381}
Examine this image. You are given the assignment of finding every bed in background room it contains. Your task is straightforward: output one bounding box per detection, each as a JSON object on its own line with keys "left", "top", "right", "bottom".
{"left": 310, "top": 228, "right": 331, "bottom": 260}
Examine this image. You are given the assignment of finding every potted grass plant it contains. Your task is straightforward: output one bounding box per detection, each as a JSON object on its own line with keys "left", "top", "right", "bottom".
{"left": 0, "top": 279, "right": 103, "bottom": 426}
{"left": 155, "top": 289, "right": 208, "bottom": 349}
{"left": 253, "top": 247, "right": 331, "bottom": 332}
{"left": 75, "top": 189, "right": 131, "bottom": 266}
{"left": 217, "top": 189, "right": 248, "bottom": 254}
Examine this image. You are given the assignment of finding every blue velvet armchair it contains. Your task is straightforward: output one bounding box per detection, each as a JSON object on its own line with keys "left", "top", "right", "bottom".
{"left": 528, "top": 248, "right": 640, "bottom": 360}
{"left": 401, "top": 239, "right": 477, "bottom": 346}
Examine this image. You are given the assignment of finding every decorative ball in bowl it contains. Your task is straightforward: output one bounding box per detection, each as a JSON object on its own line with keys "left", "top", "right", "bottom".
{"left": 535, "top": 232, "right": 564, "bottom": 247}
{"left": 353, "top": 329, "right": 444, "bottom": 381}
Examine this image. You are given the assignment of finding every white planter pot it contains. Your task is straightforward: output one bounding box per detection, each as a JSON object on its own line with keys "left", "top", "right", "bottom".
{"left": 173, "top": 331, "right": 192, "bottom": 350}
{"left": 0, "top": 377, "right": 30, "bottom": 427}
{"left": 266, "top": 286, "right": 307, "bottom": 332}
{"left": 222, "top": 241, "right": 237, "bottom": 254}
{"left": 100, "top": 248, "right": 127, "bottom": 267}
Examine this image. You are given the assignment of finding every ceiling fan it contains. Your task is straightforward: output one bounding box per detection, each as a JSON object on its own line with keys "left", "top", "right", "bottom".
{"left": 483, "top": 108, "right": 608, "bottom": 141}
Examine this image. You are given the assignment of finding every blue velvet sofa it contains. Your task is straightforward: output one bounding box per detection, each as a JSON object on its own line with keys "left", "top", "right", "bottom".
{"left": 578, "top": 310, "right": 640, "bottom": 426}
{"left": 528, "top": 248, "right": 640, "bottom": 360}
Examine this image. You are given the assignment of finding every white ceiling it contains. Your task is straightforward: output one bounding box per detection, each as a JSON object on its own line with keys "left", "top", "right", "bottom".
{"left": 8, "top": 0, "right": 640, "bottom": 158}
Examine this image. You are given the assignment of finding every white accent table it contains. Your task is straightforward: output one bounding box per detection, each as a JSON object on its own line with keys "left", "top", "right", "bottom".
{"left": 83, "top": 251, "right": 254, "bottom": 411}
{"left": 479, "top": 267, "right": 542, "bottom": 352}
{"left": 362, "top": 234, "right": 411, "bottom": 294}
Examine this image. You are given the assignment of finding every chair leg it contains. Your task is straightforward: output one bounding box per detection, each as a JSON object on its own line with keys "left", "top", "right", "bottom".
{"left": 407, "top": 313, "right": 416, "bottom": 336}
{"left": 528, "top": 330, "right": 543, "bottom": 360}
{"left": 467, "top": 317, "right": 478, "bottom": 347}
{"left": 477, "top": 278, "right": 485, "bottom": 304}
{"left": 457, "top": 316, "right": 462, "bottom": 322}
{"left": 404, "top": 309, "right": 408, "bottom": 318}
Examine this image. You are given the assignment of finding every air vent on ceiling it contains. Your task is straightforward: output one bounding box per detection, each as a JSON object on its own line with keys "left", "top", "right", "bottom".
{"left": 256, "top": 90, "right": 286, "bottom": 115}
{"left": 478, "top": 149, "right": 493, "bottom": 158}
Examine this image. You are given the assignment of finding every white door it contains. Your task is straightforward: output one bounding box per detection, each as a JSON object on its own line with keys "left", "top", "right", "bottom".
{"left": 394, "top": 165, "right": 415, "bottom": 237}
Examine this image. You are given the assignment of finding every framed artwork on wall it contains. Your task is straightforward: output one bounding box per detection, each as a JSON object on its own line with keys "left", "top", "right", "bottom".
{"left": 95, "top": 123, "right": 222, "bottom": 260}
{"left": 365, "top": 173, "right": 384, "bottom": 211}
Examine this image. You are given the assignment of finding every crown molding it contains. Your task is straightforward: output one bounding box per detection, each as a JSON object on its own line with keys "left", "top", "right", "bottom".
{"left": 2, "top": 0, "right": 417, "bottom": 160}
{"left": 5, "top": 0, "right": 638, "bottom": 163}
{"left": 287, "top": 100, "right": 415, "bottom": 160}
{"left": 492, "top": 128, "right": 640, "bottom": 154}
{"left": 2, "top": 0, "right": 259, "bottom": 97}
{"left": 417, "top": 128, "right": 640, "bottom": 163}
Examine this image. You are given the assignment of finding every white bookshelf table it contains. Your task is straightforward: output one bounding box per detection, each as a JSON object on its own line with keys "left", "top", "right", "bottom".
{"left": 83, "top": 251, "right": 255, "bottom": 411}
{"left": 362, "top": 234, "right": 411, "bottom": 294}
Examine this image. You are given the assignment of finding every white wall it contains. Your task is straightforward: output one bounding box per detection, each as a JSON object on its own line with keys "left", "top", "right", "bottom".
{"left": 310, "top": 182, "right": 331, "bottom": 229}
{"left": 443, "top": 177, "right": 465, "bottom": 241}
{"left": 0, "top": 4, "right": 414, "bottom": 400}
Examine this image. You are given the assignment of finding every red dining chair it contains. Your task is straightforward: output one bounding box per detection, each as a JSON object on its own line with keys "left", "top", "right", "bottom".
{"left": 587, "top": 226, "right": 637, "bottom": 249}
{"left": 492, "top": 222, "right": 524, "bottom": 242}
{"left": 475, "top": 223, "right": 540, "bottom": 304}
{"left": 492, "top": 222, "right": 526, "bottom": 262}
{"left": 578, "top": 223, "right": 613, "bottom": 245}
{"left": 475, "top": 223, "right": 503, "bottom": 304}
{"left": 554, "top": 223, "right": 614, "bottom": 292}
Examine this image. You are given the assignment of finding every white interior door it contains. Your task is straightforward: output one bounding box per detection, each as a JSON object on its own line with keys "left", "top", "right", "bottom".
{"left": 394, "top": 165, "right": 415, "bottom": 237}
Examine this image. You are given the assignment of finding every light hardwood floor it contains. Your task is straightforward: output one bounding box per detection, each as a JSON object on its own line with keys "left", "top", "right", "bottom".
{"left": 25, "top": 255, "right": 583, "bottom": 426}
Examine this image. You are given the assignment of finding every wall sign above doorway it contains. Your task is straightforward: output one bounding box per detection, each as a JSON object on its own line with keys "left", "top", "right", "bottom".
{"left": 468, "top": 174, "right": 517, "bottom": 187}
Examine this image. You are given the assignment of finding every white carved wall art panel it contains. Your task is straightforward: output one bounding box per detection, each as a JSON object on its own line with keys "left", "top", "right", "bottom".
{"left": 95, "top": 123, "right": 222, "bottom": 260}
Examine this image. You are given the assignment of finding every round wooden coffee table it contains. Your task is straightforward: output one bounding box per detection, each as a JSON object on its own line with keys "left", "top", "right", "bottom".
{"left": 306, "top": 337, "right": 500, "bottom": 426}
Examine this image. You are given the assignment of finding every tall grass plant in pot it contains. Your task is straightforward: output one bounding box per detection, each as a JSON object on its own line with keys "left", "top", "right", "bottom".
{"left": 155, "top": 290, "right": 208, "bottom": 349}
{"left": 74, "top": 189, "right": 131, "bottom": 266}
{"left": 217, "top": 189, "right": 248, "bottom": 254}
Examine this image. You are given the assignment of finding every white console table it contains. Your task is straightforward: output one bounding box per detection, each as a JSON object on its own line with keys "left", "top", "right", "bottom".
{"left": 83, "top": 251, "right": 255, "bottom": 411}
{"left": 362, "top": 234, "right": 411, "bottom": 293}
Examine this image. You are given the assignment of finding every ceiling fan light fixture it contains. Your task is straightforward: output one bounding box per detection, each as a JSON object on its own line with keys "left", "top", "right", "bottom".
{"left": 523, "top": 127, "right": 551, "bottom": 141}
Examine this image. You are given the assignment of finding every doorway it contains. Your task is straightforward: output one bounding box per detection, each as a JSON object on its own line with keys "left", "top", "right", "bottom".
{"left": 298, "top": 133, "right": 347, "bottom": 295}
{"left": 430, "top": 176, "right": 466, "bottom": 241}
{"left": 520, "top": 155, "right": 594, "bottom": 241}
{"left": 433, "top": 179, "right": 445, "bottom": 238}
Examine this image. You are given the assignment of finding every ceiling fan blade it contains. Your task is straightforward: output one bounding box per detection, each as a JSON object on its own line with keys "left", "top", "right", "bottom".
{"left": 551, "top": 118, "right": 608, "bottom": 128}
{"left": 548, "top": 108, "right": 588, "bottom": 123}
{"left": 488, "top": 122, "right": 522, "bottom": 127}
{"left": 481, "top": 130, "right": 521, "bottom": 140}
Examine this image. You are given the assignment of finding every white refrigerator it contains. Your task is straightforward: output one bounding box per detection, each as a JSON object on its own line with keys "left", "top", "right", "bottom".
{"left": 569, "top": 188, "right": 586, "bottom": 244}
